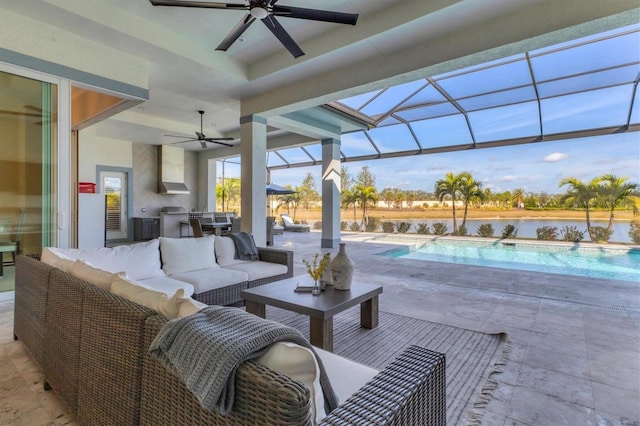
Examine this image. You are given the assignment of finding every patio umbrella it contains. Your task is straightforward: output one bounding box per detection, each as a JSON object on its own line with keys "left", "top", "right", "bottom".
{"left": 266, "top": 183, "right": 296, "bottom": 216}
{"left": 266, "top": 183, "right": 296, "bottom": 195}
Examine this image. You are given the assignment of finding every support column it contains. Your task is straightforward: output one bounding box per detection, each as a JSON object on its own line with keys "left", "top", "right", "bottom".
{"left": 240, "top": 115, "right": 267, "bottom": 246}
{"left": 198, "top": 155, "right": 217, "bottom": 212}
{"left": 321, "top": 138, "right": 341, "bottom": 248}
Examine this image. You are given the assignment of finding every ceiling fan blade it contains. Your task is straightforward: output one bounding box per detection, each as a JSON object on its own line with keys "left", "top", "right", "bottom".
{"left": 269, "top": 0, "right": 279, "bottom": 5}
{"left": 216, "top": 14, "right": 256, "bottom": 51}
{"left": 170, "top": 139, "right": 198, "bottom": 144}
{"left": 205, "top": 139, "right": 234, "bottom": 147}
{"left": 149, "top": 1, "right": 247, "bottom": 10}
{"left": 262, "top": 15, "right": 304, "bottom": 58}
{"left": 272, "top": 6, "right": 358, "bottom": 25}
{"left": 165, "top": 134, "right": 193, "bottom": 139}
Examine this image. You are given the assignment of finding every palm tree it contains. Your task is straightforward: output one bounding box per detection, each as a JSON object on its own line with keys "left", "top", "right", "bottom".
{"left": 435, "top": 172, "right": 460, "bottom": 233}
{"left": 512, "top": 188, "right": 525, "bottom": 208}
{"left": 341, "top": 188, "right": 358, "bottom": 224}
{"left": 597, "top": 174, "right": 639, "bottom": 235}
{"left": 353, "top": 184, "right": 378, "bottom": 226}
{"left": 457, "top": 172, "right": 483, "bottom": 229}
{"left": 559, "top": 176, "right": 601, "bottom": 241}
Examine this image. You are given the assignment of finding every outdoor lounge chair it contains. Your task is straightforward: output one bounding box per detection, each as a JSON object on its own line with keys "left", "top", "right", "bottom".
{"left": 280, "top": 214, "right": 310, "bottom": 232}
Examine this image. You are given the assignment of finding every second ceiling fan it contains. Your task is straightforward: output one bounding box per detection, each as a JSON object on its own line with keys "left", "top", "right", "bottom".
{"left": 167, "top": 110, "right": 234, "bottom": 148}
{"left": 149, "top": 0, "right": 359, "bottom": 58}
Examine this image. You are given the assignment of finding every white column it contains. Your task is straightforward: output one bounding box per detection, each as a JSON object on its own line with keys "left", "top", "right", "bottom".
{"left": 240, "top": 115, "right": 267, "bottom": 246}
{"left": 321, "top": 138, "right": 341, "bottom": 248}
{"left": 198, "top": 154, "right": 217, "bottom": 212}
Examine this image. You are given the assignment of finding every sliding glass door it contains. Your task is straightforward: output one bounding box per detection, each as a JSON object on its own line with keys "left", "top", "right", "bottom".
{"left": 0, "top": 70, "right": 58, "bottom": 255}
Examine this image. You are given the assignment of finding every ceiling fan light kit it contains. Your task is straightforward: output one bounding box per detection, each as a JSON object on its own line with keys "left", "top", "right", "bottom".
{"left": 149, "top": 0, "right": 359, "bottom": 58}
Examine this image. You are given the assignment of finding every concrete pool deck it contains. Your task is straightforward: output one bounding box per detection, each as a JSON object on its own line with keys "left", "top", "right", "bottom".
{"left": 278, "top": 231, "right": 640, "bottom": 425}
{"left": 0, "top": 230, "right": 638, "bottom": 424}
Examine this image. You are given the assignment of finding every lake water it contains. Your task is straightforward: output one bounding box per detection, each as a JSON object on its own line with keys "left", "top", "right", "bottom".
{"left": 378, "top": 218, "right": 632, "bottom": 243}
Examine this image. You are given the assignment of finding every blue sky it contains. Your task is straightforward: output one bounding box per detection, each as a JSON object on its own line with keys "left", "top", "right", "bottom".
{"left": 221, "top": 131, "right": 639, "bottom": 195}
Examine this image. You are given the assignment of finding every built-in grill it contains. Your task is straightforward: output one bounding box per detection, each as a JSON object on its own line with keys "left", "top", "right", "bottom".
{"left": 160, "top": 206, "right": 186, "bottom": 213}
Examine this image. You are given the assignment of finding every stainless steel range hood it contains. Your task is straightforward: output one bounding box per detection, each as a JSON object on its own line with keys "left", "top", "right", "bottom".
{"left": 158, "top": 145, "right": 190, "bottom": 195}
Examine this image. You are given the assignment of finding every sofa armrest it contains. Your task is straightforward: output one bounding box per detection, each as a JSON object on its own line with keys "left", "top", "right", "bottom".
{"left": 319, "top": 345, "right": 446, "bottom": 426}
{"left": 257, "top": 247, "right": 293, "bottom": 278}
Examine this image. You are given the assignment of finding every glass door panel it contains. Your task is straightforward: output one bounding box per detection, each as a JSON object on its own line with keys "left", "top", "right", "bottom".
{"left": 0, "top": 70, "right": 57, "bottom": 256}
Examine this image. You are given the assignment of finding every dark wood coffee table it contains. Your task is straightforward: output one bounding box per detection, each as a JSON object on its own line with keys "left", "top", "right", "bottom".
{"left": 242, "top": 276, "right": 383, "bottom": 352}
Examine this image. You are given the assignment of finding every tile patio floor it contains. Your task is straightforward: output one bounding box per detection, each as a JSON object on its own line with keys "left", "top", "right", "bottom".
{"left": 0, "top": 230, "right": 639, "bottom": 425}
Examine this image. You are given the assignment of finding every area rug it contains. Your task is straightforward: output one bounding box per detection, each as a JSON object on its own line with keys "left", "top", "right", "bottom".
{"left": 265, "top": 305, "right": 510, "bottom": 425}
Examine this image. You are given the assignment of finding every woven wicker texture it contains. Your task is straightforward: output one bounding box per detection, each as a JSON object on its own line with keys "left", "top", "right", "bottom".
{"left": 42, "top": 268, "right": 89, "bottom": 415}
{"left": 140, "top": 315, "right": 314, "bottom": 426}
{"left": 320, "top": 346, "right": 446, "bottom": 425}
{"left": 13, "top": 255, "right": 51, "bottom": 366}
{"left": 191, "top": 247, "right": 292, "bottom": 305}
{"left": 76, "top": 285, "right": 156, "bottom": 426}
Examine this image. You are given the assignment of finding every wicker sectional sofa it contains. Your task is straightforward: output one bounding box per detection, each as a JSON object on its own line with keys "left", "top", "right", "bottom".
{"left": 13, "top": 253, "right": 447, "bottom": 425}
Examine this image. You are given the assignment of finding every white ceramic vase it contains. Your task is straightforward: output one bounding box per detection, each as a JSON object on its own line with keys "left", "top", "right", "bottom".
{"left": 330, "top": 243, "right": 354, "bottom": 290}
{"left": 320, "top": 253, "right": 333, "bottom": 287}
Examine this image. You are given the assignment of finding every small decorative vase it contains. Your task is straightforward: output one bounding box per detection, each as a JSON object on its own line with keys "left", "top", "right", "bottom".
{"left": 312, "top": 279, "right": 321, "bottom": 295}
{"left": 320, "top": 253, "right": 333, "bottom": 287}
{"left": 331, "top": 243, "right": 354, "bottom": 291}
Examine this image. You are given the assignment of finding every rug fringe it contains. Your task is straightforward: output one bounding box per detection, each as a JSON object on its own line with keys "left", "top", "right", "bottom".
{"left": 465, "top": 334, "right": 512, "bottom": 425}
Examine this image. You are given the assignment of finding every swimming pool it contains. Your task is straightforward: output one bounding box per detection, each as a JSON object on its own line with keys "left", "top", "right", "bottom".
{"left": 382, "top": 239, "right": 640, "bottom": 282}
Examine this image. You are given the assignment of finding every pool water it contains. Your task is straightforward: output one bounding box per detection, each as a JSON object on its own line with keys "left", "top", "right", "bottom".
{"left": 383, "top": 239, "right": 640, "bottom": 282}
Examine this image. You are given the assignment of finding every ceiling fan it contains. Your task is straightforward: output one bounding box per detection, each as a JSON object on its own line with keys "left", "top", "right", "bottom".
{"left": 148, "top": 0, "right": 359, "bottom": 58}
{"left": 166, "top": 110, "right": 234, "bottom": 148}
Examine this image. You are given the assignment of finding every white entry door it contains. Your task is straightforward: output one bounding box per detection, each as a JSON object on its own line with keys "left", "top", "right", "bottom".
{"left": 100, "top": 171, "right": 128, "bottom": 240}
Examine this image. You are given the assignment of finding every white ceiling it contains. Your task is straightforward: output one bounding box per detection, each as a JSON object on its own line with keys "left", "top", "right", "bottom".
{"left": 2, "top": 0, "right": 636, "bottom": 152}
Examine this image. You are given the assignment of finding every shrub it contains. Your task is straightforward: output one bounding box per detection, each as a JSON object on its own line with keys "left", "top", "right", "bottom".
{"left": 432, "top": 222, "right": 448, "bottom": 235}
{"left": 453, "top": 225, "right": 467, "bottom": 236}
{"left": 349, "top": 222, "right": 361, "bottom": 232}
{"left": 501, "top": 224, "right": 518, "bottom": 239}
{"left": 381, "top": 221, "right": 396, "bottom": 233}
{"left": 364, "top": 217, "right": 380, "bottom": 232}
{"left": 340, "top": 221, "right": 348, "bottom": 231}
{"left": 476, "top": 223, "right": 494, "bottom": 238}
{"left": 416, "top": 223, "right": 431, "bottom": 234}
{"left": 422, "top": 203, "right": 429, "bottom": 209}
{"left": 312, "top": 221, "right": 322, "bottom": 230}
{"left": 590, "top": 226, "right": 612, "bottom": 243}
{"left": 629, "top": 221, "right": 640, "bottom": 244}
{"left": 560, "top": 226, "right": 584, "bottom": 242}
{"left": 536, "top": 226, "right": 558, "bottom": 241}
{"left": 396, "top": 222, "right": 411, "bottom": 233}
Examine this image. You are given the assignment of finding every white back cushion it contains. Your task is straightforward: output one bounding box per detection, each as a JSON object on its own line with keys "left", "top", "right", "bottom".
{"left": 257, "top": 342, "right": 326, "bottom": 424}
{"left": 110, "top": 275, "right": 184, "bottom": 320}
{"left": 214, "top": 236, "right": 243, "bottom": 266}
{"left": 176, "top": 297, "right": 208, "bottom": 318}
{"left": 69, "top": 259, "right": 122, "bottom": 290}
{"left": 41, "top": 247, "right": 75, "bottom": 272}
{"left": 49, "top": 240, "right": 164, "bottom": 280}
{"left": 159, "top": 236, "right": 218, "bottom": 275}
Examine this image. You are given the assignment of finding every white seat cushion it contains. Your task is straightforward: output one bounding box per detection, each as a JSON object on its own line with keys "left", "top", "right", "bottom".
{"left": 315, "top": 347, "right": 378, "bottom": 404}
{"left": 169, "top": 268, "right": 248, "bottom": 294}
{"left": 160, "top": 236, "right": 218, "bottom": 275}
{"left": 224, "top": 261, "right": 288, "bottom": 282}
{"left": 138, "top": 276, "right": 195, "bottom": 297}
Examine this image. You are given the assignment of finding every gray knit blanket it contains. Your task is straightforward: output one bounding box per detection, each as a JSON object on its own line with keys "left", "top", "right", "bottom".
{"left": 229, "top": 232, "right": 259, "bottom": 260}
{"left": 149, "top": 306, "right": 339, "bottom": 415}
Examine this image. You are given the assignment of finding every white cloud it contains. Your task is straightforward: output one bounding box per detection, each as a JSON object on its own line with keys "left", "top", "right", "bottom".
{"left": 500, "top": 175, "right": 518, "bottom": 182}
{"left": 544, "top": 152, "right": 568, "bottom": 162}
